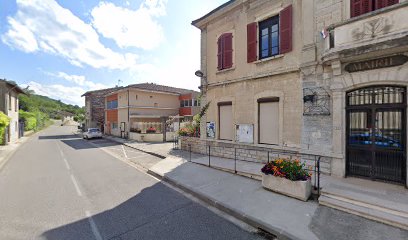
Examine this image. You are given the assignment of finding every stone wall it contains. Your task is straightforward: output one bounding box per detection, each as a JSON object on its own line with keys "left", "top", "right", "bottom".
{"left": 180, "top": 137, "right": 331, "bottom": 174}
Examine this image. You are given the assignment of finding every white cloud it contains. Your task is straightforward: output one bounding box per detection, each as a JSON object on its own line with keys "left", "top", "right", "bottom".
{"left": 1, "top": 0, "right": 139, "bottom": 70}
{"left": 91, "top": 1, "right": 166, "bottom": 50}
{"left": 23, "top": 81, "right": 85, "bottom": 106}
{"left": 44, "top": 71, "right": 108, "bottom": 90}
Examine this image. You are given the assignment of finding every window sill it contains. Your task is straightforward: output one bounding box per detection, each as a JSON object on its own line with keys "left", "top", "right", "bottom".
{"left": 216, "top": 67, "right": 235, "bottom": 75}
{"left": 255, "top": 54, "right": 284, "bottom": 64}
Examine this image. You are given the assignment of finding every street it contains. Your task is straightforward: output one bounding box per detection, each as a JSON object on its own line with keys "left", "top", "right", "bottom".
{"left": 0, "top": 124, "right": 265, "bottom": 240}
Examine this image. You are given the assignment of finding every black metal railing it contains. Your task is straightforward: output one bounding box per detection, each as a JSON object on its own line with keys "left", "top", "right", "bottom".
{"left": 186, "top": 144, "right": 323, "bottom": 196}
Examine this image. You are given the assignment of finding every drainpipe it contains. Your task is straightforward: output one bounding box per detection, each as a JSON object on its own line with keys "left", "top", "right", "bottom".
{"left": 127, "top": 89, "right": 130, "bottom": 139}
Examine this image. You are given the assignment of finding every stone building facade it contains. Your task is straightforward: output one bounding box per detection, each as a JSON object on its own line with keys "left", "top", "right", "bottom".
{"left": 0, "top": 80, "right": 25, "bottom": 144}
{"left": 82, "top": 87, "right": 122, "bottom": 131}
{"left": 192, "top": 0, "right": 408, "bottom": 187}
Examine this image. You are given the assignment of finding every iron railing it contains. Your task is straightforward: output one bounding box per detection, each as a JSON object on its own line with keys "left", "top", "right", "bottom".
{"left": 186, "top": 144, "right": 323, "bottom": 196}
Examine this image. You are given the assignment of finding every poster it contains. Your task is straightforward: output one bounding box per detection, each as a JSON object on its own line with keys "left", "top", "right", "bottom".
{"left": 235, "top": 124, "right": 254, "bottom": 143}
{"left": 206, "top": 122, "right": 215, "bottom": 138}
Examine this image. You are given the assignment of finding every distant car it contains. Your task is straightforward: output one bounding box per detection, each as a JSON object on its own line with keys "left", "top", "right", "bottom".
{"left": 83, "top": 128, "right": 102, "bottom": 139}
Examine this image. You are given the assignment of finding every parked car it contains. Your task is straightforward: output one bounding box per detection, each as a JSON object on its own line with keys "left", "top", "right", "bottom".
{"left": 348, "top": 133, "right": 401, "bottom": 148}
{"left": 83, "top": 128, "right": 102, "bottom": 139}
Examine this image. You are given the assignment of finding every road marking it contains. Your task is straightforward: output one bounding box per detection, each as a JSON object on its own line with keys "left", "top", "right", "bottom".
{"left": 121, "top": 145, "right": 128, "bottom": 159}
{"left": 63, "top": 157, "right": 71, "bottom": 170}
{"left": 85, "top": 210, "right": 103, "bottom": 240}
{"left": 70, "top": 174, "right": 82, "bottom": 196}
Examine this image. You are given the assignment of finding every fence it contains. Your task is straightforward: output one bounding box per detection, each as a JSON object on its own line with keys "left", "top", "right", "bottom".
{"left": 185, "top": 144, "right": 322, "bottom": 195}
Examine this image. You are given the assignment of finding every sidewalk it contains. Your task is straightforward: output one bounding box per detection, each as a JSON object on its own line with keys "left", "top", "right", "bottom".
{"left": 0, "top": 132, "right": 34, "bottom": 170}
{"left": 102, "top": 135, "right": 174, "bottom": 159}
{"left": 147, "top": 151, "right": 408, "bottom": 240}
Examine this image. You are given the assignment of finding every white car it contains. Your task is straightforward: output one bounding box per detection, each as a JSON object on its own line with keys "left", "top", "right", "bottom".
{"left": 83, "top": 128, "right": 103, "bottom": 139}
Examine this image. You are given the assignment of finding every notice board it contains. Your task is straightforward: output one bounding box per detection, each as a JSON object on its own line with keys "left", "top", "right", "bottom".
{"left": 235, "top": 124, "right": 254, "bottom": 143}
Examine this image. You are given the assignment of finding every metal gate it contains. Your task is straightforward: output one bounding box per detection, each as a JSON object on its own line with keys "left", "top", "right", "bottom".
{"left": 346, "top": 86, "right": 406, "bottom": 184}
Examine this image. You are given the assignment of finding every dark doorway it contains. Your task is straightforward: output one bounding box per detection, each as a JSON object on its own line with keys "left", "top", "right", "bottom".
{"left": 346, "top": 86, "right": 406, "bottom": 184}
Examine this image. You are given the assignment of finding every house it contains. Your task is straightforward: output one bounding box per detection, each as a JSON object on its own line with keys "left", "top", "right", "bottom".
{"left": 104, "top": 83, "right": 199, "bottom": 140}
{"left": 0, "top": 79, "right": 25, "bottom": 144}
{"left": 192, "top": 0, "right": 302, "bottom": 147}
{"left": 81, "top": 87, "right": 123, "bottom": 131}
{"left": 191, "top": 0, "right": 408, "bottom": 228}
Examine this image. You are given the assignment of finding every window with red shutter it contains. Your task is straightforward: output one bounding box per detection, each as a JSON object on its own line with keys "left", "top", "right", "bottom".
{"left": 217, "top": 33, "right": 233, "bottom": 70}
{"left": 247, "top": 22, "right": 257, "bottom": 63}
{"left": 279, "top": 5, "right": 292, "bottom": 54}
{"left": 223, "top": 33, "right": 233, "bottom": 69}
{"left": 375, "top": 0, "right": 399, "bottom": 10}
{"left": 350, "top": 0, "right": 372, "bottom": 18}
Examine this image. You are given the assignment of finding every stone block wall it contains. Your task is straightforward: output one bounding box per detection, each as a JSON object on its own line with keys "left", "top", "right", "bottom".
{"left": 180, "top": 137, "right": 331, "bottom": 174}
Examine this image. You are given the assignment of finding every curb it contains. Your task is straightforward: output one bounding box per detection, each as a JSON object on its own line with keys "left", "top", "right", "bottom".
{"left": 147, "top": 167, "right": 302, "bottom": 240}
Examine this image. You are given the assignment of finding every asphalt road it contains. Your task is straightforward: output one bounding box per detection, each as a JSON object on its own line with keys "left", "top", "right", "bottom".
{"left": 0, "top": 124, "right": 265, "bottom": 240}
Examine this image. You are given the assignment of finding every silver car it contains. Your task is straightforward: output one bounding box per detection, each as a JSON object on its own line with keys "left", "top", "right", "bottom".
{"left": 83, "top": 128, "right": 103, "bottom": 139}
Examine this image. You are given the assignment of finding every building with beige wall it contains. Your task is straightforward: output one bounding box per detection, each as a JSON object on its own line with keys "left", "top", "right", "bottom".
{"left": 193, "top": 0, "right": 408, "bottom": 187}
{"left": 193, "top": 0, "right": 303, "bottom": 148}
{"left": 0, "top": 80, "right": 25, "bottom": 144}
{"left": 104, "top": 83, "right": 199, "bottom": 140}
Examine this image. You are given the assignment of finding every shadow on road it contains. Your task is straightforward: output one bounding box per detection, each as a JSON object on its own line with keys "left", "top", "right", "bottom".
{"left": 40, "top": 182, "right": 259, "bottom": 240}
{"left": 38, "top": 135, "right": 78, "bottom": 140}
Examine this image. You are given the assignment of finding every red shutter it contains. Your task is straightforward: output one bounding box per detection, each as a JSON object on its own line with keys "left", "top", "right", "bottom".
{"left": 351, "top": 0, "right": 372, "bottom": 18}
{"left": 279, "top": 5, "right": 292, "bottom": 54}
{"left": 247, "top": 22, "right": 257, "bottom": 63}
{"left": 375, "top": 0, "right": 398, "bottom": 10}
{"left": 217, "top": 36, "right": 223, "bottom": 70}
{"left": 223, "top": 33, "right": 233, "bottom": 69}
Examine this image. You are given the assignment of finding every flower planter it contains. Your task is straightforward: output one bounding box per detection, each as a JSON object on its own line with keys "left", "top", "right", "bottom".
{"left": 261, "top": 173, "right": 311, "bottom": 201}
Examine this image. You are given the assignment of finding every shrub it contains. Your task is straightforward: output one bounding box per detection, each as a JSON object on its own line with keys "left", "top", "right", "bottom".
{"left": 261, "top": 158, "right": 311, "bottom": 181}
{"left": 0, "top": 111, "right": 10, "bottom": 145}
{"left": 130, "top": 128, "right": 142, "bottom": 133}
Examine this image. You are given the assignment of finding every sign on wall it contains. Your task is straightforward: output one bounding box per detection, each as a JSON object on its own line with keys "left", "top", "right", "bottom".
{"left": 206, "top": 122, "right": 216, "bottom": 138}
{"left": 345, "top": 55, "right": 408, "bottom": 73}
{"left": 235, "top": 124, "right": 254, "bottom": 144}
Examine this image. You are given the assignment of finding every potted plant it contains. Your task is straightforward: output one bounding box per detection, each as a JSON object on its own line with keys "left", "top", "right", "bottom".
{"left": 146, "top": 127, "right": 156, "bottom": 134}
{"left": 261, "top": 158, "right": 312, "bottom": 201}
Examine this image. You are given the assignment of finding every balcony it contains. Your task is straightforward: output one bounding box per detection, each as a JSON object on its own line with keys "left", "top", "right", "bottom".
{"left": 322, "top": 3, "right": 408, "bottom": 63}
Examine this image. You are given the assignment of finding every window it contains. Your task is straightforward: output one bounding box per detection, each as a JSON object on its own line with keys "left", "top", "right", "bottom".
{"left": 180, "top": 100, "right": 185, "bottom": 107}
{"left": 218, "top": 102, "right": 233, "bottom": 140}
{"left": 15, "top": 98, "right": 18, "bottom": 112}
{"left": 247, "top": 5, "right": 292, "bottom": 62}
{"left": 107, "top": 100, "right": 118, "bottom": 109}
{"left": 217, "top": 33, "right": 233, "bottom": 70}
{"left": 351, "top": 0, "right": 399, "bottom": 18}
{"left": 258, "top": 98, "right": 279, "bottom": 145}
{"left": 259, "top": 16, "right": 279, "bottom": 59}
{"left": 111, "top": 122, "right": 118, "bottom": 129}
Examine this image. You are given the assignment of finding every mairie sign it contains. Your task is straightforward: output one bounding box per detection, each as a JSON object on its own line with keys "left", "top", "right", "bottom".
{"left": 345, "top": 55, "right": 408, "bottom": 73}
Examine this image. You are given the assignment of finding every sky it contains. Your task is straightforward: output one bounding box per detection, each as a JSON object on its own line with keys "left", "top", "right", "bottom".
{"left": 0, "top": 0, "right": 226, "bottom": 106}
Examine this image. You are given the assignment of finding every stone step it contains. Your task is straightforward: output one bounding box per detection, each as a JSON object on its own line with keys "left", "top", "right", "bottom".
{"left": 320, "top": 182, "right": 408, "bottom": 215}
{"left": 319, "top": 194, "right": 408, "bottom": 230}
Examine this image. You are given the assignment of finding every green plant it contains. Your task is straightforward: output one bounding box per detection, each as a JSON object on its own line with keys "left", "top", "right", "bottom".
{"left": 0, "top": 111, "right": 10, "bottom": 145}
{"left": 261, "top": 158, "right": 311, "bottom": 181}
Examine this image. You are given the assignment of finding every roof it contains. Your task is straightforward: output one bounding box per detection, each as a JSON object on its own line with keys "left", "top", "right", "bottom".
{"left": 192, "top": 0, "right": 236, "bottom": 27}
{"left": 127, "top": 83, "right": 198, "bottom": 95}
{"left": 81, "top": 86, "right": 123, "bottom": 97}
{"left": 0, "top": 79, "right": 26, "bottom": 95}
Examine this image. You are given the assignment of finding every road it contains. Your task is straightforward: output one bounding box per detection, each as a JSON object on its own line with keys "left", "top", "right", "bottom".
{"left": 0, "top": 124, "right": 265, "bottom": 240}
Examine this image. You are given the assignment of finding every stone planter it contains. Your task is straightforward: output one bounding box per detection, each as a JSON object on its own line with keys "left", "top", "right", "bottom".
{"left": 261, "top": 173, "right": 311, "bottom": 201}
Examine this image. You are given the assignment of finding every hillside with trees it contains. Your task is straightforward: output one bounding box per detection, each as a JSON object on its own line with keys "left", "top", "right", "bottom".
{"left": 18, "top": 90, "right": 85, "bottom": 131}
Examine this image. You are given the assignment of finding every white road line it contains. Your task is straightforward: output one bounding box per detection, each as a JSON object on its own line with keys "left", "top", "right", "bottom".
{"left": 85, "top": 210, "right": 103, "bottom": 240}
{"left": 70, "top": 174, "right": 82, "bottom": 196}
{"left": 121, "top": 145, "right": 128, "bottom": 159}
{"left": 63, "top": 157, "right": 71, "bottom": 170}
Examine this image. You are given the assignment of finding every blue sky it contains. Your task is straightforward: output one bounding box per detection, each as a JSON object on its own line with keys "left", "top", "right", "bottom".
{"left": 0, "top": 0, "right": 226, "bottom": 106}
